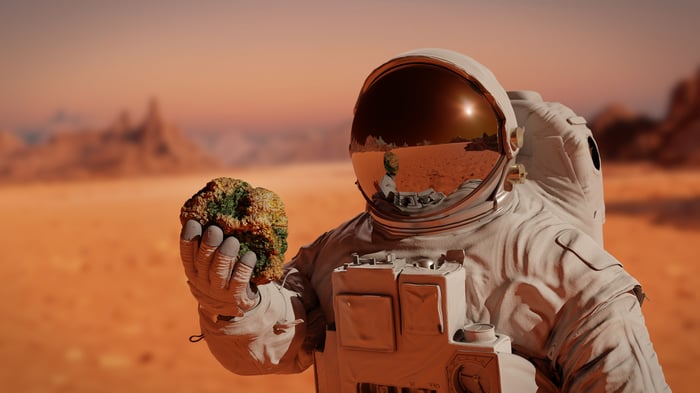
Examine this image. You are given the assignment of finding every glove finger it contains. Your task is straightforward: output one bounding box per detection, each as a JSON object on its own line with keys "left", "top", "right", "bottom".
{"left": 210, "top": 237, "right": 240, "bottom": 290}
{"left": 194, "top": 225, "right": 224, "bottom": 281}
{"left": 230, "top": 251, "right": 258, "bottom": 312}
{"left": 179, "top": 220, "right": 201, "bottom": 279}
{"left": 187, "top": 282, "right": 238, "bottom": 319}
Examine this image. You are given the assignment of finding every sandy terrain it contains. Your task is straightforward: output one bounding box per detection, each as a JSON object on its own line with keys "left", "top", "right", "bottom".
{"left": 0, "top": 161, "right": 697, "bottom": 392}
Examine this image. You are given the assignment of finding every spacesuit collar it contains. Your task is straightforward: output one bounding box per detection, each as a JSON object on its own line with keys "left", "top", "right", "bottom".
{"left": 368, "top": 187, "right": 517, "bottom": 238}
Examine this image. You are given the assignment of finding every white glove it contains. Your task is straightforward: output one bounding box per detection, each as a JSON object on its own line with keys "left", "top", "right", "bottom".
{"left": 180, "top": 220, "right": 260, "bottom": 320}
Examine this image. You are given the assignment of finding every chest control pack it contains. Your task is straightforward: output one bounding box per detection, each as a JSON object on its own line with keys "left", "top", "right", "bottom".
{"left": 314, "top": 251, "right": 537, "bottom": 393}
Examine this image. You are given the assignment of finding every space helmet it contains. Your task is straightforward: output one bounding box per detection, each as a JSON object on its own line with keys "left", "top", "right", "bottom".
{"left": 350, "top": 48, "right": 525, "bottom": 235}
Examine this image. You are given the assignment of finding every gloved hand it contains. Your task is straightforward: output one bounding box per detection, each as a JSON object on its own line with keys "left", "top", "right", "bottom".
{"left": 180, "top": 219, "right": 260, "bottom": 320}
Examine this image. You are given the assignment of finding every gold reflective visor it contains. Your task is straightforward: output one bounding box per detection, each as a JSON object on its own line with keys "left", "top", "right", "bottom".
{"left": 350, "top": 63, "right": 503, "bottom": 213}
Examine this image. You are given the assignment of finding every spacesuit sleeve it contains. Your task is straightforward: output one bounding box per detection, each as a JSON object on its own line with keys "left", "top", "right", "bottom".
{"left": 197, "top": 240, "right": 328, "bottom": 375}
{"left": 549, "top": 231, "right": 670, "bottom": 392}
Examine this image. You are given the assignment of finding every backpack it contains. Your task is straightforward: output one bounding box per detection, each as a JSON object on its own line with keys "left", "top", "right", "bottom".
{"left": 509, "top": 90, "right": 606, "bottom": 245}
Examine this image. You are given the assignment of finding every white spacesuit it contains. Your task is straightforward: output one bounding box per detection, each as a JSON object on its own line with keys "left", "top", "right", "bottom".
{"left": 180, "top": 49, "right": 670, "bottom": 392}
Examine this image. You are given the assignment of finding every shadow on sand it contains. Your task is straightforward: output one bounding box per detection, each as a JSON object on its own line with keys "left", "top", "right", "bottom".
{"left": 606, "top": 196, "right": 700, "bottom": 231}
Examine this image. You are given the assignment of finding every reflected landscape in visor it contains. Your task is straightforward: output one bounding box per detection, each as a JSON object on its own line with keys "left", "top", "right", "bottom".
{"left": 351, "top": 63, "right": 503, "bottom": 209}
{"left": 352, "top": 143, "right": 501, "bottom": 208}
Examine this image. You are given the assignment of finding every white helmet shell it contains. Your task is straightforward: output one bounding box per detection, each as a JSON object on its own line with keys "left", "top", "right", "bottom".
{"left": 350, "top": 48, "right": 520, "bottom": 235}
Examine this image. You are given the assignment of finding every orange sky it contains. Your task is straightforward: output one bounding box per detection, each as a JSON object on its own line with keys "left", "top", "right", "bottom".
{"left": 1, "top": 0, "right": 698, "bottom": 133}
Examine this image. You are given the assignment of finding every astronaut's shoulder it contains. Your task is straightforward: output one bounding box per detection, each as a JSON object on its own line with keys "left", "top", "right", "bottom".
{"left": 554, "top": 228, "right": 621, "bottom": 271}
{"left": 292, "top": 213, "right": 370, "bottom": 268}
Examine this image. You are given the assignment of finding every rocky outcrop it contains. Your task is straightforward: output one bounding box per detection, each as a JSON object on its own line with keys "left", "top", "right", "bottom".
{"left": 0, "top": 130, "right": 24, "bottom": 155}
{"left": 591, "top": 68, "right": 700, "bottom": 167}
{"left": 0, "top": 99, "right": 220, "bottom": 183}
{"left": 654, "top": 69, "right": 700, "bottom": 166}
{"left": 589, "top": 104, "right": 658, "bottom": 162}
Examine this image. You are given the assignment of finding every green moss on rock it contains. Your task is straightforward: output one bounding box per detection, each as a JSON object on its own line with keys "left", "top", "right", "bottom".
{"left": 180, "top": 177, "right": 288, "bottom": 284}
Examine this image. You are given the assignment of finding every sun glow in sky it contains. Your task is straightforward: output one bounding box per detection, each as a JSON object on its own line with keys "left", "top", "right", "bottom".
{"left": 463, "top": 104, "right": 474, "bottom": 117}
{"left": 1, "top": 0, "right": 698, "bottom": 134}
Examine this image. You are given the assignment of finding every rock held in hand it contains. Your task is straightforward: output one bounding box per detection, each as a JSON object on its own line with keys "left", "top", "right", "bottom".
{"left": 180, "top": 177, "right": 288, "bottom": 284}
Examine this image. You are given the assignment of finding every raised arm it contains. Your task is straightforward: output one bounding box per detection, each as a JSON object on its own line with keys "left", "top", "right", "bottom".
{"left": 547, "top": 231, "right": 671, "bottom": 392}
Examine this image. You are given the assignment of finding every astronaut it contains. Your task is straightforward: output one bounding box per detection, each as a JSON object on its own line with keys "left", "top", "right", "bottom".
{"left": 179, "top": 49, "right": 670, "bottom": 392}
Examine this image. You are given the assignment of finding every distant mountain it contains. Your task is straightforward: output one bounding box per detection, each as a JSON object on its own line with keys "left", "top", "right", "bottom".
{"left": 186, "top": 119, "right": 351, "bottom": 167}
{"left": 0, "top": 99, "right": 220, "bottom": 183}
{"left": 5, "top": 67, "right": 696, "bottom": 185}
{"left": 591, "top": 67, "right": 700, "bottom": 166}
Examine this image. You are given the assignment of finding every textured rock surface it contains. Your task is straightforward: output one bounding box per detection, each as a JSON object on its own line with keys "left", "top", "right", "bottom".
{"left": 180, "top": 177, "right": 288, "bottom": 284}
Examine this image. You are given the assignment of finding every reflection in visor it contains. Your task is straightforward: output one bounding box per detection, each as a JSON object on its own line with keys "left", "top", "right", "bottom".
{"left": 351, "top": 63, "right": 503, "bottom": 210}
{"left": 353, "top": 143, "right": 501, "bottom": 207}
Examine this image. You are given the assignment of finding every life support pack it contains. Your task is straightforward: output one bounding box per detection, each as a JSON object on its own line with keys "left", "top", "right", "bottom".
{"left": 314, "top": 252, "right": 539, "bottom": 393}
{"left": 509, "top": 90, "right": 605, "bottom": 245}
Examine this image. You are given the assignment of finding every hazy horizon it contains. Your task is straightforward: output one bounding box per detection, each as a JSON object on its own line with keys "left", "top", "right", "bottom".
{"left": 2, "top": 0, "right": 699, "bottom": 135}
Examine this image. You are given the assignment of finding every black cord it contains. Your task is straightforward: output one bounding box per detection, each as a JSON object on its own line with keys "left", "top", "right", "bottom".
{"left": 188, "top": 333, "right": 205, "bottom": 343}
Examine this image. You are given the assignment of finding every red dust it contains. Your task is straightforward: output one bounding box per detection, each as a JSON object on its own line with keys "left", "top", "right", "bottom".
{"left": 0, "top": 162, "right": 697, "bottom": 392}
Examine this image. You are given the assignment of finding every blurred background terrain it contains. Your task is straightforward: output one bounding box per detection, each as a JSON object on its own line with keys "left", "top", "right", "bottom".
{"left": 1, "top": 1, "right": 699, "bottom": 392}
{"left": 1, "top": 67, "right": 699, "bottom": 182}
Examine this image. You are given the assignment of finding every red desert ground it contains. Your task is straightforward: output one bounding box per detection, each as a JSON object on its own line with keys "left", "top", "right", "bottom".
{"left": 0, "top": 161, "right": 698, "bottom": 392}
